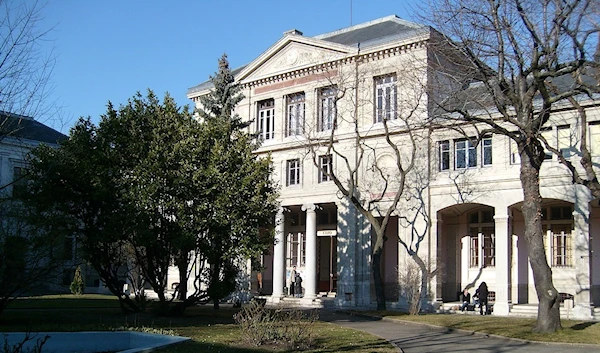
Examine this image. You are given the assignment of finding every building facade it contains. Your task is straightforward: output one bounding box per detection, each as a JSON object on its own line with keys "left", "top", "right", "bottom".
{"left": 187, "top": 15, "right": 600, "bottom": 319}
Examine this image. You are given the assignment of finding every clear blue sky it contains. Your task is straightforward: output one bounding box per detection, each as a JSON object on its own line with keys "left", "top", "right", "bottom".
{"left": 39, "top": 0, "right": 414, "bottom": 133}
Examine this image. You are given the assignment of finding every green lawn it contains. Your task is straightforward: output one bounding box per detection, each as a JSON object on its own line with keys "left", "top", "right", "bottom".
{"left": 4, "top": 296, "right": 600, "bottom": 351}
{"left": 1, "top": 295, "right": 396, "bottom": 353}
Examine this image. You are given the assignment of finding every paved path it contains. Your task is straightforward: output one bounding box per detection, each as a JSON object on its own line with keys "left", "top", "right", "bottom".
{"left": 318, "top": 310, "right": 600, "bottom": 353}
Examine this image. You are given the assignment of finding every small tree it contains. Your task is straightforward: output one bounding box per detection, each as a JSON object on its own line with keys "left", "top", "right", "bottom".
{"left": 70, "top": 266, "right": 84, "bottom": 295}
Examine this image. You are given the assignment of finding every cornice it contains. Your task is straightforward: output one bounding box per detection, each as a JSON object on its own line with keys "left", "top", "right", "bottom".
{"left": 240, "top": 39, "right": 428, "bottom": 90}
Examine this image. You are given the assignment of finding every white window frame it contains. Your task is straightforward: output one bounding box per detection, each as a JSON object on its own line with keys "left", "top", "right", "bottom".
{"left": 375, "top": 75, "right": 397, "bottom": 122}
{"left": 482, "top": 136, "right": 492, "bottom": 166}
{"left": 469, "top": 210, "right": 495, "bottom": 268}
{"left": 510, "top": 138, "right": 520, "bottom": 165}
{"left": 540, "top": 128, "right": 553, "bottom": 160}
{"left": 541, "top": 205, "right": 573, "bottom": 267}
{"left": 439, "top": 140, "right": 450, "bottom": 171}
{"left": 286, "top": 93, "right": 305, "bottom": 137}
{"left": 11, "top": 165, "right": 27, "bottom": 198}
{"left": 557, "top": 125, "right": 572, "bottom": 158}
{"left": 318, "top": 155, "right": 332, "bottom": 183}
{"left": 455, "top": 139, "right": 477, "bottom": 169}
{"left": 257, "top": 99, "right": 275, "bottom": 141}
{"left": 319, "top": 87, "right": 336, "bottom": 131}
{"left": 551, "top": 227, "right": 571, "bottom": 267}
{"left": 287, "top": 232, "right": 306, "bottom": 267}
{"left": 589, "top": 122, "right": 600, "bottom": 156}
{"left": 286, "top": 158, "right": 301, "bottom": 186}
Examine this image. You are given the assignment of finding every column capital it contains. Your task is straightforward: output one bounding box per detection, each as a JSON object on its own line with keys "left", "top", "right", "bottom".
{"left": 494, "top": 214, "right": 510, "bottom": 221}
{"left": 572, "top": 210, "right": 590, "bottom": 218}
{"left": 302, "top": 203, "right": 319, "bottom": 212}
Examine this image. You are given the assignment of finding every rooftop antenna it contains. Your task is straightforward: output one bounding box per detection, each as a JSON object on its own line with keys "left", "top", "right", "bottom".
{"left": 350, "top": 0, "right": 353, "bottom": 25}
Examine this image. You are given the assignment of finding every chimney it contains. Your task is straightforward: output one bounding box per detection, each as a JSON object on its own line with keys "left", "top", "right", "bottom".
{"left": 284, "top": 29, "right": 303, "bottom": 36}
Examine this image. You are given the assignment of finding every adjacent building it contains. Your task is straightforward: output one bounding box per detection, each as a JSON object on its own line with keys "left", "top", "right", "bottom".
{"left": 187, "top": 15, "right": 600, "bottom": 319}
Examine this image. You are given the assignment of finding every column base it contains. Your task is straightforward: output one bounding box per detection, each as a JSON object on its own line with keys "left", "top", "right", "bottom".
{"left": 268, "top": 294, "right": 285, "bottom": 304}
{"left": 571, "top": 303, "right": 593, "bottom": 320}
{"left": 492, "top": 302, "right": 511, "bottom": 316}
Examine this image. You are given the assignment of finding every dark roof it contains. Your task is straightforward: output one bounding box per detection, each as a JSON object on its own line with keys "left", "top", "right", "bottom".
{"left": 0, "top": 112, "right": 67, "bottom": 145}
{"left": 187, "top": 15, "right": 427, "bottom": 95}
{"left": 315, "top": 15, "right": 426, "bottom": 48}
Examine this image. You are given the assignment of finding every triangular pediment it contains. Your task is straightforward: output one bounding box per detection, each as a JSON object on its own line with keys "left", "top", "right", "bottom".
{"left": 237, "top": 36, "right": 354, "bottom": 83}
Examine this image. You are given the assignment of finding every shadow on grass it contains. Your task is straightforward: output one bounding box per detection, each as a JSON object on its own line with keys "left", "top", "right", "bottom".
{"left": 162, "top": 340, "right": 275, "bottom": 353}
{"left": 571, "top": 322, "right": 597, "bottom": 330}
{"left": 167, "top": 338, "right": 393, "bottom": 353}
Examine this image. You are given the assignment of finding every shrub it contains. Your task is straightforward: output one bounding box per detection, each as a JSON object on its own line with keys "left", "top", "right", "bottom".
{"left": 69, "top": 266, "right": 84, "bottom": 295}
{"left": 2, "top": 333, "right": 49, "bottom": 353}
{"left": 233, "top": 301, "right": 317, "bottom": 350}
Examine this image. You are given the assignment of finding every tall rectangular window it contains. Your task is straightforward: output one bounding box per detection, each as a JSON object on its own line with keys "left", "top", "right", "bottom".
{"left": 63, "top": 236, "right": 75, "bottom": 261}
{"left": 375, "top": 75, "right": 397, "bottom": 122}
{"left": 455, "top": 140, "right": 476, "bottom": 169}
{"left": 482, "top": 227, "right": 495, "bottom": 267}
{"left": 548, "top": 225, "right": 572, "bottom": 267}
{"left": 319, "top": 87, "right": 336, "bottom": 131}
{"left": 286, "top": 159, "right": 301, "bottom": 186}
{"left": 287, "top": 232, "right": 306, "bottom": 267}
{"left": 439, "top": 140, "right": 450, "bottom": 171}
{"left": 12, "top": 166, "right": 27, "bottom": 198}
{"left": 589, "top": 122, "right": 600, "bottom": 155}
{"left": 510, "top": 138, "right": 520, "bottom": 165}
{"left": 257, "top": 99, "right": 275, "bottom": 140}
{"left": 469, "top": 234, "right": 479, "bottom": 267}
{"left": 482, "top": 137, "right": 492, "bottom": 166}
{"left": 286, "top": 93, "right": 305, "bottom": 136}
{"left": 319, "top": 155, "right": 332, "bottom": 183}
{"left": 557, "top": 125, "right": 572, "bottom": 158}
{"left": 541, "top": 128, "right": 553, "bottom": 160}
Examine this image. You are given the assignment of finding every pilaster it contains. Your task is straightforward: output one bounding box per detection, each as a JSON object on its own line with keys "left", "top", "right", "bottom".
{"left": 572, "top": 204, "right": 593, "bottom": 319}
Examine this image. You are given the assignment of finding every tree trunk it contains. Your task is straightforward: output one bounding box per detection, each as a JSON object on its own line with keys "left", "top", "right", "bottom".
{"left": 520, "top": 149, "right": 562, "bottom": 333}
{"left": 372, "top": 232, "right": 386, "bottom": 310}
{"left": 176, "top": 253, "right": 189, "bottom": 301}
{"left": 210, "top": 258, "right": 221, "bottom": 310}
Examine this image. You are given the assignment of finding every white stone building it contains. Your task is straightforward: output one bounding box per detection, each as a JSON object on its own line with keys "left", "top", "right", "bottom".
{"left": 187, "top": 15, "right": 600, "bottom": 319}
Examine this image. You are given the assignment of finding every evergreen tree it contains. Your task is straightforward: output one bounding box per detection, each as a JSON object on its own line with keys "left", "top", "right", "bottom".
{"left": 70, "top": 266, "right": 84, "bottom": 295}
{"left": 195, "top": 54, "right": 279, "bottom": 309}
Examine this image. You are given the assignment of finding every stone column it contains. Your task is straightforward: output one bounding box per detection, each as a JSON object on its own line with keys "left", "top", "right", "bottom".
{"left": 271, "top": 208, "right": 286, "bottom": 298}
{"left": 302, "top": 203, "right": 317, "bottom": 300}
{"left": 511, "top": 234, "right": 520, "bottom": 304}
{"left": 461, "top": 235, "right": 470, "bottom": 290}
{"left": 573, "top": 201, "right": 593, "bottom": 319}
{"left": 430, "top": 217, "right": 443, "bottom": 303}
{"left": 494, "top": 213, "right": 511, "bottom": 315}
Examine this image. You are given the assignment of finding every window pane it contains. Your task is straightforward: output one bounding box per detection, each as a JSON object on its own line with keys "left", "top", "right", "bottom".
{"left": 468, "top": 141, "right": 477, "bottom": 167}
{"left": 557, "top": 126, "right": 571, "bottom": 158}
{"left": 483, "top": 138, "right": 492, "bottom": 165}
{"left": 375, "top": 75, "right": 397, "bottom": 122}
{"left": 439, "top": 141, "right": 450, "bottom": 170}
{"left": 258, "top": 99, "right": 275, "bottom": 140}
{"left": 455, "top": 141, "right": 466, "bottom": 169}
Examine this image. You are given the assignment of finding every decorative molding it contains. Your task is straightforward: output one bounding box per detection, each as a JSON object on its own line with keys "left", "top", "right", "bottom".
{"left": 240, "top": 40, "right": 427, "bottom": 91}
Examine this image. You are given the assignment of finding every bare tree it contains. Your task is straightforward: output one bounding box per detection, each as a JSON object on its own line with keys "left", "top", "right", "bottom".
{"left": 0, "top": 0, "right": 56, "bottom": 139}
{"left": 302, "top": 44, "right": 437, "bottom": 311}
{"left": 417, "top": 0, "right": 599, "bottom": 333}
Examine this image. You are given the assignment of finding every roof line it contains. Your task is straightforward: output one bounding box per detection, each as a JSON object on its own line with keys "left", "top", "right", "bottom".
{"left": 313, "top": 14, "right": 423, "bottom": 40}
